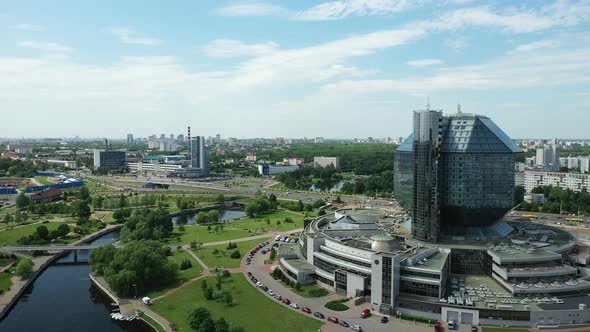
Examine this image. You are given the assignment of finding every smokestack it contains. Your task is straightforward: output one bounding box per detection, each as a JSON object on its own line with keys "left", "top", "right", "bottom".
{"left": 104, "top": 138, "right": 108, "bottom": 150}
{"left": 187, "top": 126, "right": 191, "bottom": 141}
{"left": 109, "top": 143, "right": 112, "bottom": 150}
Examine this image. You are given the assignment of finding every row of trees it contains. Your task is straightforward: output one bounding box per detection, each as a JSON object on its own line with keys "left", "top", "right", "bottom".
{"left": 92, "top": 193, "right": 159, "bottom": 210}
{"left": 0, "top": 159, "right": 42, "bottom": 177}
{"left": 518, "top": 186, "right": 590, "bottom": 214}
{"left": 339, "top": 170, "right": 394, "bottom": 197}
{"left": 275, "top": 165, "right": 342, "bottom": 191}
{"left": 17, "top": 223, "right": 70, "bottom": 245}
{"left": 89, "top": 241, "right": 178, "bottom": 296}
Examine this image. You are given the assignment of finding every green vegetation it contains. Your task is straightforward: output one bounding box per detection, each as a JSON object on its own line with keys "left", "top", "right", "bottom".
{"left": 194, "top": 238, "right": 268, "bottom": 268}
{"left": 275, "top": 166, "right": 341, "bottom": 191}
{"left": 138, "top": 312, "right": 165, "bottom": 332}
{"left": 16, "top": 223, "right": 70, "bottom": 245}
{"left": 167, "top": 226, "right": 254, "bottom": 245}
{"left": 0, "top": 271, "right": 13, "bottom": 294}
{"left": 396, "top": 313, "right": 437, "bottom": 324}
{"left": 271, "top": 268, "right": 328, "bottom": 297}
{"left": 15, "top": 258, "right": 34, "bottom": 279}
{"left": 481, "top": 328, "right": 529, "bottom": 332}
{"left": 518, "top": 185, "right": 590, "bottom": 214}
{"left": 244, "top": 194, "right": 277, "bottom": 217}
{"left": 34, "top": 176, "right": 53, "bottom": 185}
{"left": 324, "top": 298, "right": 349, "bottom": 311}
{"left": 0, "top": 159, "right": 41, "bottom": 177}
{"left": 150, "top": 274, "right": 321, "bottom": 332}
{"left": 260, "top": 143, "right": 395, "bottom": 175}
{"left": 89, "top": 241, "right": 178, "bottom": 297}
{"left": 0, "top": 222, "right": 63, "bottom": 246}
{"left": 223, "top": 210, "right": 303, "bottom": 233}
{"left": 120, "top": 208, "right": 173, "bottom": 242}
{"left": 339, "top": 170, "right": 394, "bottom": 197}
{"left": 144, "top": 249, "right": 203, "bottom": 298}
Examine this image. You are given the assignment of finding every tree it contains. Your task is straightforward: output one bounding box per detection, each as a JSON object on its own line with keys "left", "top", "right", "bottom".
{"left": 201, "top": 278, "right": 208, "bottom": 291}
{"left": 269, "top": 248, "right": 276, "bottom": 261}
{"left": 16, "top": 192, "right": 31, "bottom": 210}
{"left": 230, "top": 251, "right": 241, "bottom": 259}
{"left": 196, "top": 212, "right": 210, "bottom": 224}
{"left": 2, "top": 213, "right": 13, "bottom": 224}
{"left": 222, "top": 290, "right": 233, "bottom": 306}
{"left": 188, "top": 307, "right": 215, "bottom": 332}
{"left": 215, "top": 318, "right": 230, "bottom": 332}
{"left": 180, "top": 258, "right": 192, "bottom": 270}
{"left": 72, "top": 200, "right": 91, "bottom": 224}
{"left": 57, "top": 223, "right": 70, "bottom": 237}
{"left": 208, "top": 210, "right": 219, "bottom": 223}
{"left": 16, "top": 259, "right": 34, "bottom": 279}
{"left": 514, "top": 185, "right": 525, "bottom": 205}
{"left": 214, "top": 194, "right": 225, "bottom": 203}
{"left": 78, "top": 186, "right": 90, "bottom": 201}
{"left": 36, "top": 225, "right": 49, "bottom": 240}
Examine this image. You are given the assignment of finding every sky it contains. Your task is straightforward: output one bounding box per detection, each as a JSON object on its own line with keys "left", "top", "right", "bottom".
{"left": 1, "top": 0, "right": 589, "bottom": 139}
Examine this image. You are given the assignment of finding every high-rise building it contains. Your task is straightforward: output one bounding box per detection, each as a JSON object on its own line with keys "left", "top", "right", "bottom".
{"left": 411, "top": 110, "right": 443, "bottom": 242}
{"left": 397, "top": 109, "right": 522, "bottom": 242}
{"left": 126, "top": 133, "right": 134, "bottom": 144}
{"left": 189, "top": 136, "right": 209, "bottom": 176}
{"left": 93, "top": 150, "right": 126, "bottom": 169}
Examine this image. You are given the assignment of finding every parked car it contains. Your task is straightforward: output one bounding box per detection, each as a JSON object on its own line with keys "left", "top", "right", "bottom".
{"left": 282, "top": 298, "right": 291, "bottom": 305}
{"left": 313, "top": 312, "right": 325, "bottom": 319}
{"left": 380, "top": 316, "right": 389, "bottom": 323}
{"left": 256, "top": 282, "right": 263, "bottom": 287}
{"left": 471, "top": 325, "right": 478, "bottom": 332}
{"left": 351, "top": 325, "right": 363, "bottom": 332}
{"left": 338, "top": 320, "right": 349, "bottom": 328}
{"left": 268, "top": 290, "right": 275, "bottom": 296}
{"left": 434, "top": 321, "right": 442, "bottom": 332}
{"left": 274, "top": 294, "right": 282, "bottom": 300}
{"left": 360, "top": 309, "right": 371, "bottom": 318}
{"left": 301, "top": 307, "right": 312, "bottom": 314}
{"left": 448, "top": 319, "right": 456, "bottom": 330}
{"left": 290, "top": 303, "right": 299, "bottom": 309}
{"left": 327, "top": 317, "right": 339, "bottom": 324}
{"left": 247, "top": 272, "right": 252, "bottom": 277}
{"left": 262, "top": 286, "right": 268, "bottom": 292}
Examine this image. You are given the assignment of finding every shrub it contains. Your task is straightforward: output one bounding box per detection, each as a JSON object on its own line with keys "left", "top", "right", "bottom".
{"left": 325, "top": 298, "right": 349, "bottom": 311}
{"left": 229, "top": 251, "right": 241, "bottom": 259}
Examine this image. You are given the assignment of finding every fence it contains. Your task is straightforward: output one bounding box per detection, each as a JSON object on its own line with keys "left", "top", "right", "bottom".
{"left": 0, "top": 188, "right": 17, "bottom": 194}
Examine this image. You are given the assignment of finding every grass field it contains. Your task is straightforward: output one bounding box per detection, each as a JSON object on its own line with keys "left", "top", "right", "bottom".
{"left": 0, "top": 222, "right": 63, "bottom": 246}
{"left": 165, "top": 226, "right": 257, "bottom": 245}
{"left": 222, "top": 210, "right": 304, "bottom": 233}
{"left": 144, "top": 249, "right": 203, "bottom": 298}
{"left": 0, "top": 270, "right": 13, "bottom": 294}
{"left": 34, "top": 176, "right": 53, "bottom": 185}
{"left": 193, "top": 238, "right": 270, "bottom": 269}
{"left": 151, "top": 274, "right": 322, "bottom": 332}
{"left": 139, "top": 313, "right": 165, "bottom": 332}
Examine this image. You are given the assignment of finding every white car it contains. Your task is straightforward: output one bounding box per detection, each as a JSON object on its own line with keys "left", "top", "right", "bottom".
{"left": 268, "top": 290, "right": 275, "bottom": 296}
{"left": 256, "top": 282, "right": 263, "bottom": 287}
{"left": 290, "top": 303, "right": 299, "bottom": 309}
{"left": 351, "top": 326, "right": 363, "bottom": 332}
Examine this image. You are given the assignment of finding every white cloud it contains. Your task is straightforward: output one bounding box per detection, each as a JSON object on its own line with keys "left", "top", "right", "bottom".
{"left": 204, "top": 39, "right": 279, "bottom": 58}
{"left": 407, "top": 59, "right": 443, "bottom": 67}
{"left": 513, "top": 40, "right": 558, "bottom": 52}
{"left": 445, "top": 36, "right": 469, "bottom": 49}
{"left": 214, "top": 2, "right": 285, "bottom": 16}
{"left": 295, "top": 0, "right": 424, "bottom": 21}
{"left": 12, "top": 23, "right": 44, "bottom": 31}
{"left": 107, "top": 27, "right": 162, "bottom": 46}
{"left": 17, "top": 41, "right": 73, "bottom": 53}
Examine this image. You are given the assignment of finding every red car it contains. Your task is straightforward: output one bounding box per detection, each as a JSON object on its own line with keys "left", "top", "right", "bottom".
{"left": 282, "top": 298, "right": 291, "bottom": 305}
{"left": 301, "top": 307, "right": 312, "bottom": 314}
{"left": 247, "top": 272, "right": 252, "bottom": 277}
{"left": 360, "top": 309, "right": 371, "bottom": 318}
{"left": 327, "top": 317, "right": 339, "bottom": 324}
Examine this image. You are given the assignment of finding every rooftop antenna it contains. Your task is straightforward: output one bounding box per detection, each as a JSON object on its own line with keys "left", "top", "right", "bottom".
{"left": 427, "top": 96, "right": 431, "bottom": 110}
{"left": 457, "top": 103, "right": 462, "bottom": 114}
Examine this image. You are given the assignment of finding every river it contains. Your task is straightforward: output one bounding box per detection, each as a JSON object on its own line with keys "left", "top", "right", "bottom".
{"left": 172, "top": 209, "right": 247, "bottom": 225}
{"left": 0, "top": 230, "right": 152, "bottom": 332}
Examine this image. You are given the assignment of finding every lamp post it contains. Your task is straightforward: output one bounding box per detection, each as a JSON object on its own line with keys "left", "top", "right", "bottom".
{"left": 132, "top": 283, "right": 137, "bottom": 299}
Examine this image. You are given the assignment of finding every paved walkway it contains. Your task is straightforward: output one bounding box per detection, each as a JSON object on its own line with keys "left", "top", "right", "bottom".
{"left": 120, "top": 300, "right": 174, "bottom": 332}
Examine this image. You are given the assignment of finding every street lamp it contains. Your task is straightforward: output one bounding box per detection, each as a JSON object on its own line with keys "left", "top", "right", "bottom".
{"left": 132, "top": 283, "right": 137, "bottom": 298}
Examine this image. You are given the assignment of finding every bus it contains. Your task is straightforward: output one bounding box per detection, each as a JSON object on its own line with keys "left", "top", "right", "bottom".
{"left": 565, "top": 217, "right": 584, "bottom": 223}
{"left": 522, "top": 214, "right": 538, "bottom": 219}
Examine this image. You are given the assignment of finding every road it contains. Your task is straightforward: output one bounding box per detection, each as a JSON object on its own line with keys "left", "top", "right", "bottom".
{"left": 244, "top": 242, "right": 442, "bottom": 332}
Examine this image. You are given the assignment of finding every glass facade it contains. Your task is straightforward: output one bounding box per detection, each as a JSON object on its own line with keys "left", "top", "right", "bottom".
{"left": 412, "top": 110, "right": 443, "bottom": 242}
{"left": 382, "top": 257, "right": 393, "bottom": 305}
{"left": 399, "top": 280, "right": 439, "bottom": 298}
{"left": 394, "top": 134, "right": 414, "bottom": 210}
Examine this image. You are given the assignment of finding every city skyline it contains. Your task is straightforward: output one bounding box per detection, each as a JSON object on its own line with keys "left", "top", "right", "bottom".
{"left": 1, "top": 0, "right": 590, "bottom": 138}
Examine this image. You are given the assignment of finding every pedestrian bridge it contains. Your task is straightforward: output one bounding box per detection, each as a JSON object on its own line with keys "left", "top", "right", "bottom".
{"left": 0, "top": 244, "right": 125, "bottom": 252}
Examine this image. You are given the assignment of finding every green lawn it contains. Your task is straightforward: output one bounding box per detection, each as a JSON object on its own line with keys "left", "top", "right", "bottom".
{"left": 0, "top": 271, "right": 13, "bottom": 294}
{"left": 222, "top": 210, "right": 304, "bottom": 233}
{"left": 482, "top": 328, "right": 529, "bottom": 332}
{"left": 139, "top": 313, "right": 165, "bottom": 332}
{"left": 151, "top": 274, "right": 321, "bottom": 332}
{"left": 193, "top": 238, "right": 270, "bottom": 269}
{"left": 0, "top": 222, "right": 63, "bottom": 246}
{"left": 277, "top": 279, "right": 329, "bottom": 298}
{"left": 34, "top": 176, "right": 53, "bottom": 185}
{"left": 144, "top": 249, "right": 203, "bottom": 298}
{"left": 165, "top": 226, "right": 256, "bottom": 245}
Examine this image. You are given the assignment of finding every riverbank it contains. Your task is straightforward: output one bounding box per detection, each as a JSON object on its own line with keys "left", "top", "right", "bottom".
{"left": 0, "top": 224, "right": 123, "bottom": 320}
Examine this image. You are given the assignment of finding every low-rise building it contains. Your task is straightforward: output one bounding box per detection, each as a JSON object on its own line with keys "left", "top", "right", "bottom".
{"left": 30, "top": 188, "right": 62, "bottom": 203}
{"left": 258, "top": 164, "right": 300, "bottom": 175}
{"left": 524, "top": 193, "right": 547, "bottom": 204}
{"left": 524, "top": 171, "right": 590, "bottom": 193}
{"left": 313, "top": 156, "right": 340, "bottom": 169}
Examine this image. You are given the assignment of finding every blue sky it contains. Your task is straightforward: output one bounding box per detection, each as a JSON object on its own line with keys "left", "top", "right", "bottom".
{"left": 1, "top": 0, "right": 589, "bottom": 139}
